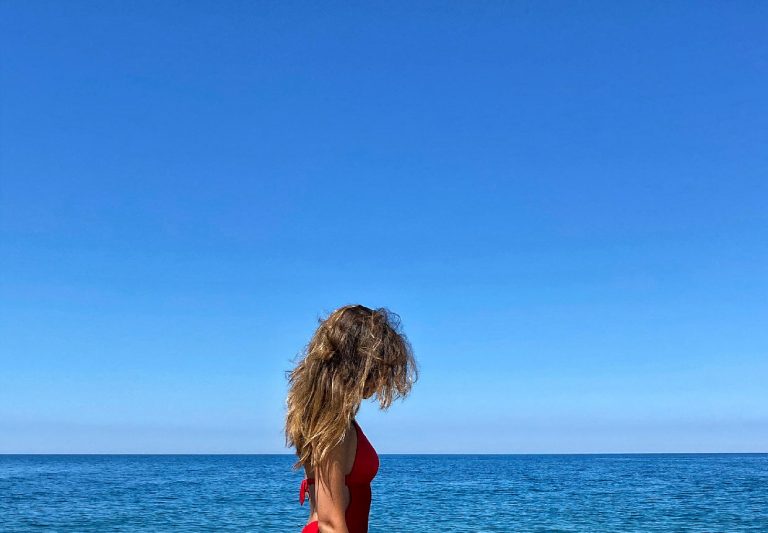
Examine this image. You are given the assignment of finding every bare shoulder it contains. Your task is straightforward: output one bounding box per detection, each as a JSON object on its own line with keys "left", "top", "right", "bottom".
{"left": 327, "top": 421, "right": 357, "bottom": 476}
{"left": 305, "top": 421, "right": 357, "bottom": 479}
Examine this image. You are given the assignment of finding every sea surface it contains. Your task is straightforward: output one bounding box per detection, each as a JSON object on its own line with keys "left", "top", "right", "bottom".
{"left": 1, "top": 454, "right": 766, "bottom": 532}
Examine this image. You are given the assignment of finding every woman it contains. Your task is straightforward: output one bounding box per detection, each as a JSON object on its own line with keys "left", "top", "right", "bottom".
{"left": 285, "top": 304, "right": 417, "bottom": 533}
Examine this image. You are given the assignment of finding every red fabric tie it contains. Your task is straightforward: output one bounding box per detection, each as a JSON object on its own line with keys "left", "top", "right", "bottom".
{"left": 299, "top": 478, "right": 315, "bottom": 505}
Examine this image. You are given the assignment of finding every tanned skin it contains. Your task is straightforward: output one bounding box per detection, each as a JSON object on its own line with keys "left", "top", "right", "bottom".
{"left": 303, "top": 385, "right": 374, "bottom": 533}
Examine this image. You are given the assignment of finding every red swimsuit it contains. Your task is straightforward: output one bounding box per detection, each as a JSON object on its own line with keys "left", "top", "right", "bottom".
{"left": 299, "top": 420, "right": 379, "bottom": 533}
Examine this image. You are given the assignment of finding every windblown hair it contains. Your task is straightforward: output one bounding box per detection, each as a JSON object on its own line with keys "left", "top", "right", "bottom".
{"left": 285, "top": 305, "right": 417, "bottom": 470}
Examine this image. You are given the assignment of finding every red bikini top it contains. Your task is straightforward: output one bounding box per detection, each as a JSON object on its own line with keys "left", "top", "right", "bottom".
{"left": 299, "top": 419, "right": 379, "bottom": 506}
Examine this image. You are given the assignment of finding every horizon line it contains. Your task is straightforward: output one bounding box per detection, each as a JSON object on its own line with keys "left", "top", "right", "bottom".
{"left": 2, "top": 452, "right": 766, "bottom": 456}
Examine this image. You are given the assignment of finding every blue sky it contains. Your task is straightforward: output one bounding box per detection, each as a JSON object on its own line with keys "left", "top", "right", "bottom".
{"left": 1, "top": 1, "right": 766, "bottom": 453}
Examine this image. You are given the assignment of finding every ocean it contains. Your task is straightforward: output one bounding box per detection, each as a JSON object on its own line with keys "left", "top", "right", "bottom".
{"left": 1, "top": 454, "right": 766, "bottom": 532}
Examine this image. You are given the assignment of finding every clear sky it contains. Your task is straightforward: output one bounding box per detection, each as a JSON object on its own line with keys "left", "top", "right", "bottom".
{"left": 1, "top": 1, "right": 766, "bottom": 454}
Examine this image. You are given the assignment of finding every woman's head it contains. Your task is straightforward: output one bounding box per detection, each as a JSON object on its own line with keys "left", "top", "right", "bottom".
{"left": 285, "top": 304, "right": 417, "bottom": 469}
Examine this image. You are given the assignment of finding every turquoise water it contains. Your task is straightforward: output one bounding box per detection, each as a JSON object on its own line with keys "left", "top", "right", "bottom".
{"left": 1, "top": 454, "right": 766, "bottom": 531}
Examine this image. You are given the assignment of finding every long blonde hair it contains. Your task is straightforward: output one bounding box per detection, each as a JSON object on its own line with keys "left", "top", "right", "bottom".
{"left": 285, "top": 305, "right": 417, "bottom": 470}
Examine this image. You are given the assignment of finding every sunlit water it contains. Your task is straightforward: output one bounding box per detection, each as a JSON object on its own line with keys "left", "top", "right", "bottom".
{"left": 1, "top": 454, "right": 766, "bottom": 531}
